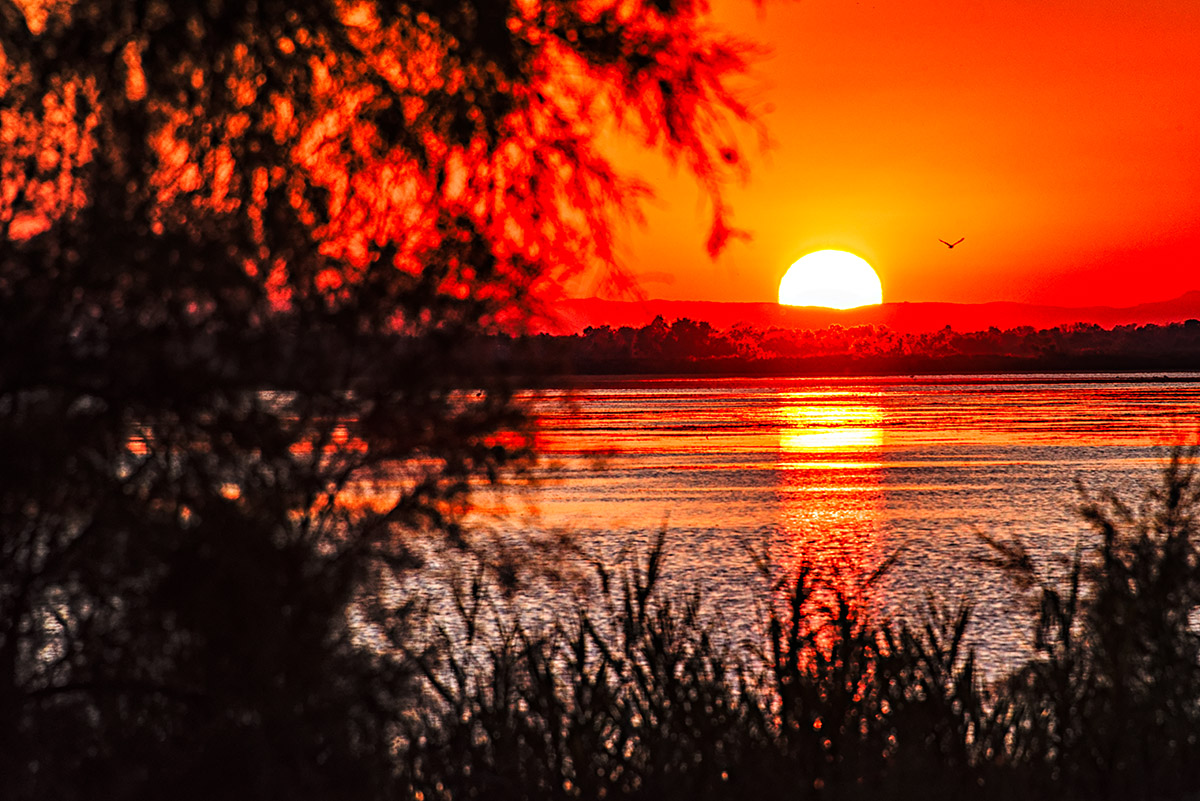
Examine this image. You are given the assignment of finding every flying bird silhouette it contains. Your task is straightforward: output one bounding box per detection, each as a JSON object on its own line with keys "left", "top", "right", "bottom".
{"left": 939, "top": 237, "right": 965, "bottom": 249}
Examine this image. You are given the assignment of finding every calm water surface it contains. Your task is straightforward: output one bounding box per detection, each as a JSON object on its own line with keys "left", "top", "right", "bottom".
{"left": 467, "top": 373, "right": 1200, "bottom": 673}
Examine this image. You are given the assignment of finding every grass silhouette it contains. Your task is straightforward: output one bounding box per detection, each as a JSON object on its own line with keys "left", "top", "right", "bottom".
{"left": 401, "top": 448, "right": 1200, "bottom": 800}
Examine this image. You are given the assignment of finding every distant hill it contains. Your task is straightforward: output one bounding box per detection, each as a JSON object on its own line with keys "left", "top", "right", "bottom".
{"left": 546, "top": 291, "right": 1200, "bottom": 335}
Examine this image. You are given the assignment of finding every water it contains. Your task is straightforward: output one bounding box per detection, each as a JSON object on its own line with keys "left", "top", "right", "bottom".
{"left": 465, "top": 373, "right": 1200, "bottom": 675}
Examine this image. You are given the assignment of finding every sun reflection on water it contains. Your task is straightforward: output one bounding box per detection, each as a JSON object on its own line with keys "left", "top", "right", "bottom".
{"left": 774, "top": 396, "right": 888, "bottom": 614}
{"left": 778, "top": 402, "right": 884, "bottom": 458}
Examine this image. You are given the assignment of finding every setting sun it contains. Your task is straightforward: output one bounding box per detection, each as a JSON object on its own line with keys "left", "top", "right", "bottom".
{"left": 778, "top": 250, "right": 883, "bottom": 309}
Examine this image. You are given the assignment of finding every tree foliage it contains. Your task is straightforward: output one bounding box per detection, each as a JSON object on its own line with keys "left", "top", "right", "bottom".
{"left": 0, "top": 0, "right": 756, "bottom": 796}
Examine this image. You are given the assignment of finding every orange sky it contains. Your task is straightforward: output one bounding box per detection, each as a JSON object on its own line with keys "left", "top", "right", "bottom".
{"left": 589, "top": 0, "right": 1200, "bottom": 307}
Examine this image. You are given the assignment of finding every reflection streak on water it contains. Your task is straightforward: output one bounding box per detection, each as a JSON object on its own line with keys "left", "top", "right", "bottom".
{"left": 518, "top": 376, "right": 1200, "bottom": 541}
{"left": 774, "top": 396, "right": 885, "bottom": 615}
{"left": 471, "top": 374, "right": 1200, "bottom": 672}
{"left": 778, "top": 398, "right": 884, "bottom": 456}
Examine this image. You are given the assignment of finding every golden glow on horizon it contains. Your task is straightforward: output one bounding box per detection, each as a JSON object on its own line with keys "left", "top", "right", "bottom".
{"left": 778, "top": 251, "right": 883, "bottom": 310}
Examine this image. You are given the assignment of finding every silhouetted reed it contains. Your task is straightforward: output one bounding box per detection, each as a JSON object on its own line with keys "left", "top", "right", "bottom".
{"left": 982, "top": 445, "right": 1200, "bottom": 801}
{"left": 401, "top": 448, "right": 1200, "bottom": 800}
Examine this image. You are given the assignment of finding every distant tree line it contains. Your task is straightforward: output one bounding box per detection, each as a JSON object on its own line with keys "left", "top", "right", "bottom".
{"left": 505, "top": 316, "right": 1200, "bottom": 375}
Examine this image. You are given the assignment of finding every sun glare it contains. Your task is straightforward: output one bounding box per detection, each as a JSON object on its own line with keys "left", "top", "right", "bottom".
{"left": 778, "top": 250, "right": 883, "bottom": 309}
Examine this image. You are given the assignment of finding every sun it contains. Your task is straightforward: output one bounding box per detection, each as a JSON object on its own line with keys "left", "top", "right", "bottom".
{"left": 778, "top": 250, "right": 883, "bottom": 309}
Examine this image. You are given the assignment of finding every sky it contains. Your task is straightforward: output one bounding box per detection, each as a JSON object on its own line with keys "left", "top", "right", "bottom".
{"left": 593, "top": 0, "right": 1200, "bottom": 307}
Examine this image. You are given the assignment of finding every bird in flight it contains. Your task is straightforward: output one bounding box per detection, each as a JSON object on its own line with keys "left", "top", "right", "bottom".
{"left": 939, "top": 237, "right": 965, "bottom": 249}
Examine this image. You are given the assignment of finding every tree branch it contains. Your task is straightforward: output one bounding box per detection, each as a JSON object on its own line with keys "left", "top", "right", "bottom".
{"left": 0, "top": 0, "right": 34, "bottom": 65}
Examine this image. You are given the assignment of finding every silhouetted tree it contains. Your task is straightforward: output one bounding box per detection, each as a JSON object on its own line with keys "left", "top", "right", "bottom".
{"left": 507, "top": 319, "right": 1200, "bottom": 375}
{"left": 0, "top": 0, "right": 756, "bottom": 796}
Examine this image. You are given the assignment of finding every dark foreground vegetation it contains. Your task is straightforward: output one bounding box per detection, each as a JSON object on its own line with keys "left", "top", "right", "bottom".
{"left": 6, "top": 0, "right": 1200, "bottom": 799}
{"left": 401, "top": 450, "right": 1200, "bottom": 801}
{"left": 1, "top": 0, "right": 753, "bottom": 796}
{"left": 507, "top": 315, "right": 1200, "bottom": 375}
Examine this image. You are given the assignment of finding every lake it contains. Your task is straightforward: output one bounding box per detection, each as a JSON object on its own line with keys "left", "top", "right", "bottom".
{"left": 464, "top": 373, "right": 1200, "bottom": 674}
